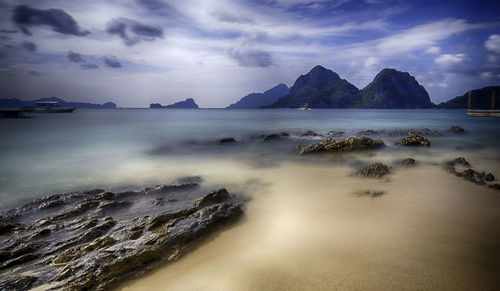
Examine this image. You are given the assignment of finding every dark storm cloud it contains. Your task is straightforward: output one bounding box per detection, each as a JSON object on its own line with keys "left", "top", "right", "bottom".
{"left": 102, "top": 56, "right": 122, "bottom": 68}
{"left": 12, "top": 5, "right": 89, "bottom": 36}
{"left": 67, "top": 51, "right": 99, "bottom": 70}
{"left": 227, "top": 48, "right": 273, "bottom": 67}
{"left": 67, "top": 51, "right": 85, "bottom": 63}
{"left": 22, "top": 41, "right": 36, "bottom": 51}
{"left": 80, "top": 63, "right": 99, "bottom": 70}
{"left": 106, "top": 18, "right": 163, "bottom": 46}
{"left": 0, "top": 29, "right": 17, "bottom": 34}
{"left": 135, "top": 0, "right": 170, "bottom": 11}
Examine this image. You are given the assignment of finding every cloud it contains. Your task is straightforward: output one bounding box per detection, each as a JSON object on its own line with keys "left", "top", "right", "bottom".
{"left": 80, "top": 63, "right": 99, "bottom": 70}
{"left": 435, "top": 54, "right": 476, "bottom": 75}
{"left": 425, "top": 46, "right": 441, "bottom": 54}
{"left": 12, "top": 5, "right": 89, "bottom": 36}
{"left": 0, "top": 29, "right": 17, "bottom": 34}
{"left": 21, "top": 41, "right": 36, "bottom": 52}
{"left": 227, "top": 48, "right": 273, "bottom": 67}
{"left": 67, "top": 51, "right": 85, "bottom": 63}
{"left": 67, "top": 51, "right": 98, "bottom": 70}
{"left": 363, "top": 56, "right": 379, "bottom": 69}
{"left": 212, "top": 11, "right": 254, "bottom": 24}
{"left": 102, "top": 56, "right": 122, "bottom": 68}
{"left": 485, "top": 34, "right": 500, "bottom": 63}
{"left": 106, "top": 18, "right": 163, "bottom": 46}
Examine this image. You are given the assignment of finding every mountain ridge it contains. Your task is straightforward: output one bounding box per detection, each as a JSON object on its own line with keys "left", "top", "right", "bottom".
{"left": 0, "top": 97, "right": 117, "bottom": 109}
{"left": 227, "top": 83, "right": 289, "bottom": 109}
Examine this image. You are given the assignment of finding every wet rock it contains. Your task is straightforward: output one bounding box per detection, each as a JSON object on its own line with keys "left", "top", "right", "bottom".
{"left": 327, "top": 130, "right": 345, "bottom": 136}
{"left": 39, "top": 199, "right": 64, "bottom": 209}
{"left": 217, "top": 137, "right": 237, "bottom": 144}
{"left": 395, "top": 135, "right": 430, "bottom": 146}
{"left": 0, "top": 182, "right": 244, "bottom": 291}
{"left": 489, "top": 184, "right": 500, "bottom": 190}
{"left": 300, "top": 130, "right": 322, "bottom": 137}
{"left": 357, "top": 128, "right": 441, "bottom": 136}
{"left": 194, "top": 188, "right": 229, "bottom": 208}
{"left": 359, "top": 190, "right": 386, "bottom": 197}
{"left": 449, "top": 126, "right": 465, "bottom": 133}
{"left": 262, "top": 132, "right": 289, "bottom": 141}
{"left": 298, "top": 137, "right": 384, "bottom": 154}
{"left": 146, "top": 183, "right": 199, "bottom": 194}
{"left": 0, "top": 216, "right": 23, "bottom": 235}
{"left": 445, "top": 157, "right": 497, "bottom": 188}
{"left": 357, "top": 163, "right": 390, "bottom": 178}
{"left": 402, "top": 157, "right": 416, "bottom": 165}
{"left": 0, "top": 276, "right": 37, "bottom": 291}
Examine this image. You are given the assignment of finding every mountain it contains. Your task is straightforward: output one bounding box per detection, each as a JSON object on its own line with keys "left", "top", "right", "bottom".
{"left": 0, "top": 97, "right": 117, "bottom": 108}
{"left": 360, "top": 68, "right": 434, "bottom": 108}
{"left": 437, "top": 86, "right": 499, "bottom": 109}
{"left": 265, "top": 66, "right": 434, "bottom": 109}
{"left": 150, "top": 98, "right": 199, "bottom": 109}
{"left": 266, "top": 65, "right": 360, "bottom": 108}
{"left": 226, "top": 84, "right": 289, "bottom": 109}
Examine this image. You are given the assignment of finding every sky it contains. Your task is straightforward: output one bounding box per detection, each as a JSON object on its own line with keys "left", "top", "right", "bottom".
{"left": 0, "top": 0, "right": 499, "bottom": 108}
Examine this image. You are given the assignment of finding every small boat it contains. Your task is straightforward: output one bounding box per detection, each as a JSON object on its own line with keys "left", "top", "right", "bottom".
{"left": 32, "top": 101, "right": 75, "bottom": 113}
{"left": 297, "top": 107, "right": 312, "bottom": 110}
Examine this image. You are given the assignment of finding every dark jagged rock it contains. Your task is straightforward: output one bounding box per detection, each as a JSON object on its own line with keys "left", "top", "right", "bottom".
{"left": 357, "top": 190, "right": 386, "bottom": 197}
{"left": 217, "top": 137, "right": 237, "bottom": 144}
{"left": 357, "top": 128, "right": 441, "bottom": 136}
{"left": 357, "top": 163, "right": 390, "bottom": 178}
{"left": 0, "top": 216, "right": 24, "bottom": 235}
{"left": 0, "top": 276, "right": 38, "bottom": 291}
{"left": 395, "top": 135, "right": 430, "bottom": 146}
{"left": 299, "top": 130, "right": 323, "bottom": 137}
{"left": 326, "top": 130, "right": 345, "bottom": 136}
{"left": 402, "top": 157, "right": 416, "bottom": 165}
{"left": 227, "top": 83, "right": 289, "bottom": 109}
{"left": 449, "top": 126, "right": 465, "bottom": 133}
{"left": 0, "top": 181, "right": 244, "bottom": 291}
{"left": 489, "top": 184, "right": 500, "bottom": 190}
{"left": 262, "top": 132, "right": 289, "bottom": 141}
{"left": 445, "top": 157, "right": 497, "bottom": 189}
{"left": 297, "top": 137, "right": 384, "bottom": 154}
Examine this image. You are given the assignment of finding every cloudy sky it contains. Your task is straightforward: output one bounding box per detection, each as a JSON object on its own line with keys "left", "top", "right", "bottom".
{"left": 0, "top": 0, "right": 499, "bottom": 107}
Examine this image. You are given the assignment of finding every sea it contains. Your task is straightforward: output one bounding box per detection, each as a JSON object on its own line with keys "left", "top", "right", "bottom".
{"left": 1, "top": 109, "right": 500, "bottom": 290}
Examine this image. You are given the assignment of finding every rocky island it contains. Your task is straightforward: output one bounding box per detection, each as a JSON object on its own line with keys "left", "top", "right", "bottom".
{"left": 150, "top": 98, "right": 199, "bottom": 109}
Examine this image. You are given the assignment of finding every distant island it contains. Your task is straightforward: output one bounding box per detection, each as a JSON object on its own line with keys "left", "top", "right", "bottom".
{"left": 0, "top": 97, "right": 117, "bottom": 109}
{"left": 226, "top": 84, "right": 289, "bottom": 109}
{"left": 437, "top": 86, "right": 499, "bottom": 109}
{"left": 263, "top": 65, "right": 434, "bottom": 109}
{"left": 150, "top": 98, "right": 199, "bottom": 109}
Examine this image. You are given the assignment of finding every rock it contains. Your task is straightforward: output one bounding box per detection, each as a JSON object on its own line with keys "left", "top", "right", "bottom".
{"left": 489, "top": 184, "right": 500, "bottom": 190}
{"left": 0, "top": 182, "right": 244, "bottom": 291}
{"left": 402, "top": 157, "right": 416, "bottom": 165}
{"left": 217, "top": 137, "right": 237, "bottom": 144}
{"left": 357, "top": 128, "right": 441, "bottom": 136}
{"left": 0, "top": 216, "right": 23, "bottom": 235}
{"left": 449, "top": 126, "right": 465, "bottom": 133}
{"left": 0, "top": 276, "right": 37, "bottom": 291}
{"left": 194, "top": 188, "right": 229, "bottom": 208}
{"left": 298, "top": 137, "right": 384, "bottom": 154}
{"left": 395, "top": 135, "right": 430, "bottom": 146}
{"left": 262, "top": 132, "right": 289, "bottom": 141}
{"left": 326, "top": 130, "right": 345, "bottom": 136}
{"left": 357, "top": 163, "right": 390, "bottom": 178}
{"left": 486, "top": 173, "right": 495, "bottom": 181}
{"left": 358, "top": 190, "right": 386, "bottom": 197}
{"left": 299, "top": 130, "right": 322, "bottom": 137}
{"left": 453, "top": 157, "right": 470, "bottom": 167}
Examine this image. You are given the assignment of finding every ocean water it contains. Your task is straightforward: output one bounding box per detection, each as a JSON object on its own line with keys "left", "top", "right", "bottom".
{"left": 2, "top": 109, "right": 500, "bottom": 290}
{"left": 0, "top": 108, "right": 499, "bottom": 209}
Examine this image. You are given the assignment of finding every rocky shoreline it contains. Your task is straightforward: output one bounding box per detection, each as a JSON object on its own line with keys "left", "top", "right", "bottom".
{"left": 0, "top": 179, "right": 243, "bottom": 291}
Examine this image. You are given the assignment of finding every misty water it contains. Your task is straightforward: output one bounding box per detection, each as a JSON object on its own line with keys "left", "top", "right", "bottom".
{"left": 1, "top": 109, "right": 500, "bottom": 290}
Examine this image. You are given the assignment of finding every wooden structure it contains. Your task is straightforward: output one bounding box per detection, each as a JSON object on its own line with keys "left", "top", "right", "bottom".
{"left": 467, "top": 90, "right": 500, "bottom": 117}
